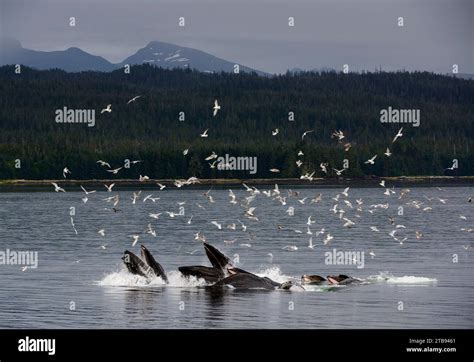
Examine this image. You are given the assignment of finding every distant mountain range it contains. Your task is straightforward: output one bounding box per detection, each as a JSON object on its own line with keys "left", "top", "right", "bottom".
{"left": 1, "top": 38, "right": 472, "bottom": 79}
{"left": 0, "top": 38, "right": 267, "bottom": 75}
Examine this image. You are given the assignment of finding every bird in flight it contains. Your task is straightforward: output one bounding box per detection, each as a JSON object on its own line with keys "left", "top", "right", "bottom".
{"left": 51, "top": 182, "right": 65, "bottom": 193}
{"left": 107, "top": 167, "right": 123, "bottom": 175}
{"left": 200, "top": 129, "right": 209, "bottom": 138}
{"left": 213, "top": 99, "right": 221, "bottom": 116}
{"left": 101, "top": 104, "right": 112, "bottom": 114}
{"left": 96, "top": 160, "right": 111, "bottom": 168}
{"left": 392, "top": 127, "right": 403, "bottom": 143}
{"left": 301, "top": 130, "right": 314, "bottom": 140}
{"left": 127, "top": 95, "right": 141, "bottom": 104}
{"left": 365, "top": 155, "right": 377, "bottom": 165}
{"left": 384, "top": 147, "right": 392, "bottom": 157}
{"left": 272, "top": 128, "right": 279, "bottom": 136}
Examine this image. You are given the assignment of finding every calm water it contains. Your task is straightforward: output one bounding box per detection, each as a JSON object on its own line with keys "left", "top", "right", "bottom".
{"left": 0, "top": 185, "right": 472, "bottom": 328}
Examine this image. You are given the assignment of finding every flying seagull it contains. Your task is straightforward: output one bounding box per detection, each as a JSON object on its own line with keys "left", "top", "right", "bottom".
{"left": 101, "top": 104, "right": 112, "bottom": 114}
{"left": 213, "top": 99, "right": 221, "bottom": 116}
{"left": 127, "top": 95, "right": 142, "bottom": 104}
{"left": 392, "top": 127, "right": 403, "bottom": 143}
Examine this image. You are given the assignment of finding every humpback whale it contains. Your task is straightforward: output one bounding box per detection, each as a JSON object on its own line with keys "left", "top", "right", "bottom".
{"left": 326, "top": 274, "right": 361, "bottom": 285}
{"left": 121, "top": 246, "right": 168, "bottom": 283}
{"left": 178, "top": 242, "right": 243, "bottom": 283}
{"left": 301, "top": 275, "right": 327, "bottom": 285}
{"left": 210, "top": 272, "right": 302, "bottom": 291}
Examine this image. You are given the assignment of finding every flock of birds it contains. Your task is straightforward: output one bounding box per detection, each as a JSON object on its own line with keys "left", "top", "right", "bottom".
{"left": 46, "top": 97, "right": 472, "bottom": 268}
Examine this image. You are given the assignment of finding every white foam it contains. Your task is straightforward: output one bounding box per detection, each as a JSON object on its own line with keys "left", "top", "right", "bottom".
{"left": 98, "top": 269, "right": 209, "bottom": 288}
{"left": 367, "top": 272, "right": 437, "bottom": 284}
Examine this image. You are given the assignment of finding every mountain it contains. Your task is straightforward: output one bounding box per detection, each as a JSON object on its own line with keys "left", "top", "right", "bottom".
{"left": 0, "top": 38, "right": 115, "bottom": 72}
{"left": 0, "top": 39, "right": 266, "bottom": 75}
{"left": 119, "top": 41, "right": 267, "bottom": 75}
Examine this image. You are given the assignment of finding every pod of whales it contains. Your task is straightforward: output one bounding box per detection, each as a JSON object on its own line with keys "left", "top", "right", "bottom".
{"left": 121, "top": 242, "right": 360, "bottom": 291}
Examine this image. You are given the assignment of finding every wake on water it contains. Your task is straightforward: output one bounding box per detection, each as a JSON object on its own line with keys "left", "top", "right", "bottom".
{"left": 97, "top": 266, "right": 437, "bottom": 291}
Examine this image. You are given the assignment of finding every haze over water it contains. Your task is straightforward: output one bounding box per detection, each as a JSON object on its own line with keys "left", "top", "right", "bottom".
{"left": 0, "top": 186, "right": 472, "bottom": 328}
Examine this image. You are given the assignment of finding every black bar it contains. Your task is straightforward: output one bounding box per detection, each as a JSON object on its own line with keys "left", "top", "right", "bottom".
{"left": 0, "top": 329, "right": 472, "bottom": 361}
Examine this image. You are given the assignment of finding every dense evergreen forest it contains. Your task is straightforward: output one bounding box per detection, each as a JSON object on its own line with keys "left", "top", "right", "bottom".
{"left": 0, "top": 64, "right": 472, "bottom": 180}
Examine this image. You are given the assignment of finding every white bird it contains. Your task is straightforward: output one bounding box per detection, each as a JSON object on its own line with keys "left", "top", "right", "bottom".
{"left": 82, "top": 196, "right": 88, "bottom": 204}
{"left": 211, "top": 221, "right": 222, "bottom": 230}
{"left": 323, "top": 233, "right": 333, "bottom": 245}
{"left": 283, "top": 245, "right": 298, "bottom": 251}
{"left": 98, "top": 229, "right": 105, "bottom": 236}
{"left": 333, "top": 168, "right": 345, "bottom": 176}
{"left": 213, "top": 99, "right": 221, "bottom": 116}
{"left": 63, "top": 167, "right": 71, "bottom": 178}
{"left": 127, "top": 95, "right": 141, "bottom": 104}
{"left": 104, "top": 183, "right": 115, "bottom": 192}
{"left": 320, "top": 163, "right": 328, "bottom": 174}
{"left": 296, "top": 160, "right": 303, "bottom": 168}
{"left": 365, "top": 155, "right": 377, "bottom": 165}
{"left": 70, "top": 217, "right": 77, "bottom": 235}
{"left": 131, "top": 191, "right": 141, "bottom": 204}
{"left": 272, "top": 128, "right": 279, "bottom": 136}
{"left": 369, "top": 251, "right": 376, "bottom": 259}
{"left": 149, "top": 213, "right": 162, "bottom": 219}
{"left": 379, "top": 180, "right": 385, "bottom": 187}
{"left": 370, "top": 226, "right": 380, "bottom": 232}
{"left": 187, "top": 216, "right": 193, "bottom": 224}
{"left": 228, "top": 190, "right": 237, "bottom": 204}
{"left": 301, "top": 130, "right": 314, "bottom": 140}
{"left": 307, "top": 216, "right": 315, "bottom": 225}
{"left": 342, "top": 187, "right": 350, "bottom": 197}
{"left": 130, "top": 235, "right": 140, "bottom": 247}
{"left": 298, "top": 150, "right": 304, "bottom": 156}
{"left": 308, "top": 237, "right": 315, "bottom": 249}
{"left": 80, "top": 186, "right": 96, "bottom": 195}
{"left": 157, "top": 183, "right": 166, "bottom": 190}
{"left": 101, "top": 104, "right": 112, "bottom": 114}
{"left": 392, "top": 127, "right": 403, "bottom": 143}
{"left": 107, "top": 167, "right": 122, "bottom": 175}
{"left": 139, "top": 175, "right": 150, "bottom": 182}
{"left": 384, "top": 148, "right": 392, "bottom": 157}
{"left": 205, "top": 152, "right": 218, "bottom": 161}
{"left": 200, "top": 129, "right": 209, "bottom": 138}
{"left": 269, "top": 168, "right": 280, "bottom": 173}
{"left": 183, "top": 148, "right": 189, "bottom": 156}
{"left": 97, "top": 160, "right": 111, "bottom": 168}
{"left": 52, "top": 182, "right": 65, "bottom": 192}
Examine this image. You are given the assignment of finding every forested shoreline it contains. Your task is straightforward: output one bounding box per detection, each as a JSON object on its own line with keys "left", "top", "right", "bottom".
{"left": 0, "top": 65, "right": 472, "bottom": 179}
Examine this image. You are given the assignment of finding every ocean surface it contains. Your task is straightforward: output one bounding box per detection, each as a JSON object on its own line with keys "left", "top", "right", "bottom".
{"left": 0, "top": 185, "right": 472, "bottom": 328}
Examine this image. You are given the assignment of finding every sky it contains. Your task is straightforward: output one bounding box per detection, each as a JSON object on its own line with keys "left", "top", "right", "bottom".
{"left": 1, "top": 0, "right": 472, "bottom": 74}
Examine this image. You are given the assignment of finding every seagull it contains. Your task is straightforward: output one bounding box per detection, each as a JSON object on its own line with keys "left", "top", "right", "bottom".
{"left": 143, "top": 194, "right": 159, "bottom": 203}
{"left": 130, "top": 235, "right": 140, "bottom": 247}
{"left": 101, "top": 104, "right": 112, "bottom": 114}
{"left": 370, "top": 226, "right": 380, "bottom": 232}
{"left": 323, "top": 233, "right": 333, "bottom": 245}
{"left": 365, "top": 155, "right": 377, "bottom": 165}
{"left": 392, "top": 127, "right": 403, "bottom": 143}
{"left": 283, "top": 245, "right": 298, "bottom": 251}
{"left": 157, "top": 183, "right": 166, "bottom": 190}
{"left": 52, "top": 182, "right": 65, "bottom": 192}
{"left": 415, "top": 231, "right": 423, "bottom": 239}
{"left": 104, "top": 183, "right": 115, "bottom": 192}
{"left": 82, "top": 196, "right": 88, "bottom": 204}
{"left": 149, "top": 213, "right": 162, "bottom": 219}
{"left": 139, "top": 175, "right": 150, "bottom": 182}
{"left": 228, "top": 190, "right": 237, "bottom": 204}
{"left": 205, "top": 152, "right": 218, "bottom": 161}
{"left": 331, "top": 130, "right": 345, "bottom": 142}
{"left": 296, "top": 160, "right": 303, "bottom": 168}
{"left": 320, "top": 163, "right": 328, "bottom": 174}
{"left": 272, "top": 128, "right": 279, "bottom": 136}
{"left": 369, "top": 251, "right": 376, "bottom": 259}
{"left": 98, "top": 229, "right": 105, "bottom": 236}
{"left": 445, "top": 161, "right": 457, "bottom": 171}
{"left": 308, "top": 237, "right": 315, "bottom": 249}
{"left": 107, "top": 167, "right": 122, "bottom": 175}
{"left": 96, "top": 160, "right": 111, "bottom": 168}
{"left": 379, "top": 180, "right": 385, "bottom": 187}
{"left": 343, "top": 143, "right": 352, "bottom": 152}
{"left": 131, "top": 191, "right": 141, "bottom": 204}
{"left": 127, "top": 95, "right": 141, "bottom": 104}
{"left": 342, "top": 187, "right": 350, "bottom": 197}
{"left": 211, "top": 221, "right": 222, "bottom": 230}
{"left": 63, "top": 167, "right": 71, "bottom": 178}
{"left": 333, "top": 168, "right": 346, "bottom": 176}
{"left": 301, "top": 130, "right": 314, "bottom": 140}
{"left": 80, "top": 186, "right": 96, "bottom": 195}
{"left": 269, "top": 168, "right": 280, "bottom": 173}
{"left": 183, "top": 148, "right": 189, "bottom": 156}
{"left": 200, "top": 129, "right": 209, "bottom": 138}
{"left": 384, "top": 148, "right": 392, "bottom": 157}
{"left": 213, "top": 99, "right": 221, "bottom": 116}
{"left": 298, "top": 150, "right": 304, "bottom": 156}
{"left": 70, "top": 217, "right": 78, "bottom": 235}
